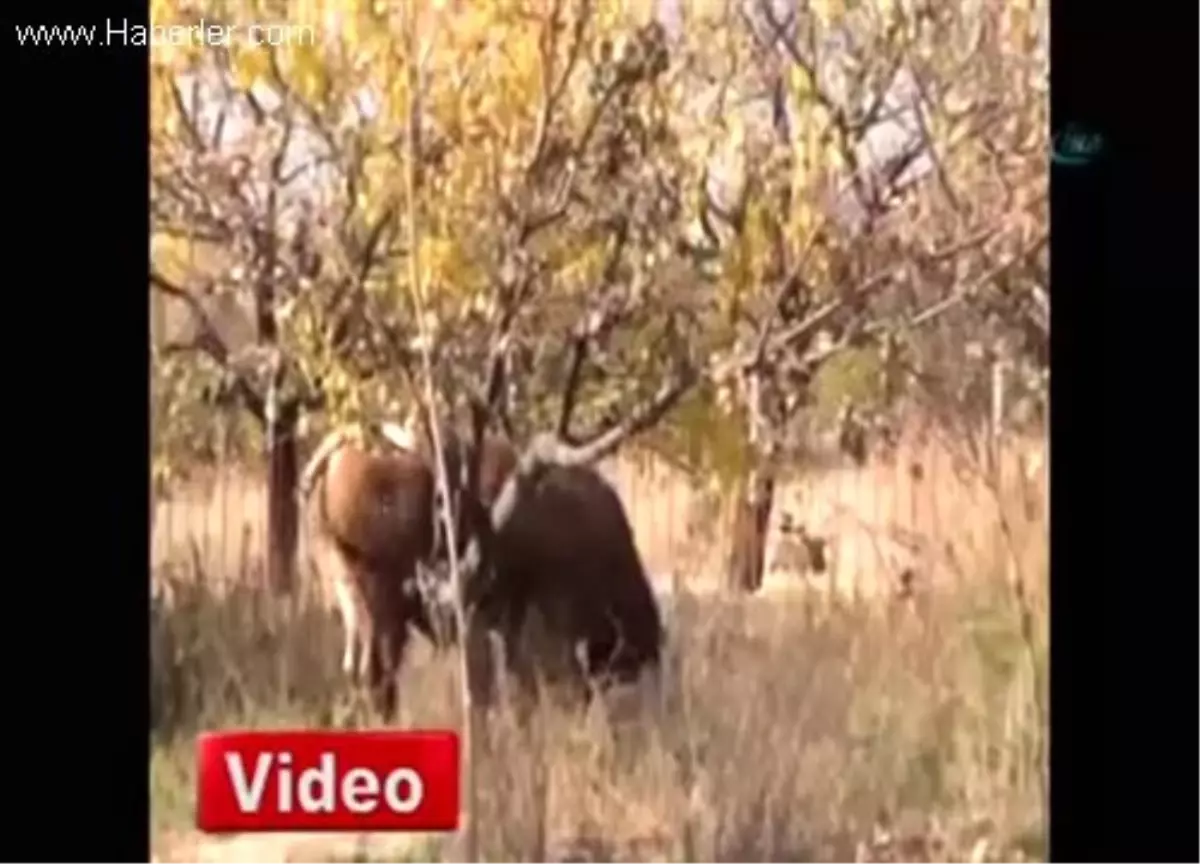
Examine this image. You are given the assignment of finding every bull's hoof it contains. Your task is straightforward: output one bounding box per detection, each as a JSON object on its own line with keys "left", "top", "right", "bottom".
{"left": 332, "top": 694, "right": 365, "bottom": 730}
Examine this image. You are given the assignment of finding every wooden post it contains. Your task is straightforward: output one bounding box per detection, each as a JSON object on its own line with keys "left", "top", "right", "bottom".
{"left": 990, "top": 356, "right": 1006, "bottom": 488}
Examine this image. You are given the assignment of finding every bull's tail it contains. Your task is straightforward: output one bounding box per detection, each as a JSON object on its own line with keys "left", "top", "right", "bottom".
{"left": 301, "top": 415, "right": 422, "bottom": 506}
{"left": 298, "top": 427, "right": 354, "bottom": 506}
{"left": 298, "top": 426, "right": 362, "bottom": 594}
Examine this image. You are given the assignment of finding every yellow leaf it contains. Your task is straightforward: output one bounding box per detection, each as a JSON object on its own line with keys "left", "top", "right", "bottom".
{"left": 289, "top": 42, "right": 328, "bottom": 103}
{"left": 149, "top": 0, "right": 201, "bottom": 71}
{"left": 149, "top": 67, "right": 176, "bottom": 129}
{"left": 150, "top": 234, "right": 193, "bottom": 284}
{"left": 563, "top": 239, "right": 609, "bottom": 288}
{"left": 788, "top": 63, "right": 815, "bottom": 107}
{"left": 231, "top": 44, "right": 271, "bottom": 91}
{"left": 811, "top": 0, "right": 845, "bottom": 26}
{"left": 288, "top": 0, "right": 323, "bottom": 32}
{"left": 789, "top": 201, "right": 814, "bottom": 247}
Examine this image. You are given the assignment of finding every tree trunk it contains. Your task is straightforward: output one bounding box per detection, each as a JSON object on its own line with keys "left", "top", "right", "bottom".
{"left": 266, "top": 402, "right": 300, "bottom": 595}
{"left": 725, "top": 459, "right": 777, "bottom": 594}
{"left": 149, "top": 469, "right": 156, "bottom": 545}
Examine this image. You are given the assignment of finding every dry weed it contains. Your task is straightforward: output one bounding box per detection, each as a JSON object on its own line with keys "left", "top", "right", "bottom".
{"left": 151, "top": 430, "right": 1046, "bottom": 863}
{"left": 152, "top": 564, "right": 1044, "bottom": 861}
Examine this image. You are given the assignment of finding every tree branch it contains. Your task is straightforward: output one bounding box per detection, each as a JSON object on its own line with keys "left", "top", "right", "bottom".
{"left": 151, "top": 271, "right": 266, "bottom": 421}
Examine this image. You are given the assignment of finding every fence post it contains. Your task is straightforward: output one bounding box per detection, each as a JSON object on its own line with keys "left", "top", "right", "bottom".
{"left": 219, "top": 413, "right": 230, "bottom": 589}
{"left": 989, "top": 357, "right": 1006, "bottom": 487}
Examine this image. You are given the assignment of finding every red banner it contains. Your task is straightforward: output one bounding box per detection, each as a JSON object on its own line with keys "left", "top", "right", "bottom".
{"left": 196, "top": 730, "right": 460, "bottom": 832}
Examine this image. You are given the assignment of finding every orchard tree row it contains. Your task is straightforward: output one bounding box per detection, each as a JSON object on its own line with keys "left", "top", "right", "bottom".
{"left": 150, "top": 0, "right": 1047, "bottom": 593}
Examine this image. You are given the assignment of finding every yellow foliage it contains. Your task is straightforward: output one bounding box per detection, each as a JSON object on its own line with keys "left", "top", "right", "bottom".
{"left": 417, "top": 233, "right": 485, "bottom": 299}
{"left": 289, "top": 42, "right": 331, "bottom": 102}
{"left": 150, "top": 234, "right": 196, "bottom": 284}
{"left": 149, "top": 0, "right": 174, "bottom": 28}
{"left": 788, "top": 63, "right": 815, "bottom": 105}
{"left": 658, "top": 389, "right": 748, "bottom": 486}
{"left": 231, "top": 43, "right": 272, "bottom": 91}
{"left": 149, "top": 66, "right": 179, "bottom": 139}
{"left": 150, "top": 0, "right": 726, "bottom": 467}
{"left": 321, "top": 365, "right": 364, "bottom": 426}
{"left": 285, "top": 0, "right": 322, "bottom": 32}
{"left": 812, "top": 348, "right": 885, "bottom": 418}
{"left": 148, "top": 0, "right": 200, "bottom": 68}
{"left": 788, "top": 201, "right": 816, "bottom": 252}
{"left": 717, "top": 243, "right": 750, "bottom": 323}
{"left": 810, "top": 0, "right": 846, "bottom": 27}
{"left": 1004, "top": 0, "right": 1039, "bottom": 56}
{"left": 744, "top": 197, "right": 775, "bottom": 281}
{"left": 557, "top": 237, "right": 611, "bottom": 292}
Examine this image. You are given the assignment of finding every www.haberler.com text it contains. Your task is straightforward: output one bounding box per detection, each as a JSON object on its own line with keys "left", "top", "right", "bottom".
{"left": 13, "top": 18, "right": 316, "bottom": 48}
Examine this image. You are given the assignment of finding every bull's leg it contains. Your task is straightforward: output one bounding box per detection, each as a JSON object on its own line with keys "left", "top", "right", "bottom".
{"left": 355, "top": 614, "right": 377, "bottom": 686}
{"left": 363, "top": 640, "right": 392, "bottom": 721}
{"left": 367, "top": 626, "right": 409, "bottom": 723}
{"left": 503, "top": 617, "right": 542, "bottom": 724}
{"left": 512, "top": 601, "right": 589, "bottom": 714}
{"left": 333, "top": 578, "right": 362, "bottom": 682}
{"left": 464, "top": 618, "right": 499, "bottom": 710}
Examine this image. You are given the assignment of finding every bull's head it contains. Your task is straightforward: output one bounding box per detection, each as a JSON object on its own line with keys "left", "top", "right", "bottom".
{"left": 419, "top": 428, "right": 520, "bottom": 623}
{"left": 421, "top": 422, "right": 473, "bottom": 564}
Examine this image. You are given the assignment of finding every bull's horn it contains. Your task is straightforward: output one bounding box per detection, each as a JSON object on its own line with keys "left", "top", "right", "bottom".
{"left": 298, "top": 427, "right": 351, "bottom": 503}
{"left": 379, "top": 420, "right": 417, "bottom": 453}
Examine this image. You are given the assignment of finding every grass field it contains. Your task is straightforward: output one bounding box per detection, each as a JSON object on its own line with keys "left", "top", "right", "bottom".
{"left": 150, "top": 429, "right": 1047, "bottom": 863}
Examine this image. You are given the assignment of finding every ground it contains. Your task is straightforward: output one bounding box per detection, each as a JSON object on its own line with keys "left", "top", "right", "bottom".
{"left": 151, "top": 577, "right": 1047, "bottom": 863}
{"left": 151, "top": 435, "right": 1047, "bottom": 863}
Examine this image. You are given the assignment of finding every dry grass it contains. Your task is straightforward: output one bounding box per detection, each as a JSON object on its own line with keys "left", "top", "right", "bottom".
{"left": 149, "top": 426, "right": 1047, "bottom": 863}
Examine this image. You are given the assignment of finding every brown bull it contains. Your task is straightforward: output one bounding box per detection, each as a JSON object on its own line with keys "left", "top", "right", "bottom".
{"left": 302, "top": 426, "right": 443, "bottom": 719}
{"left": 300, "top": 420, "right": 516, "bottom": 719}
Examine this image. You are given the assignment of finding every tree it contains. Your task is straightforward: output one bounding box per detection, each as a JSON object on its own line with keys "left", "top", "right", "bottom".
{"left": 648, "top": 0, "right": 1048, "bottom": 592}
{"left": 150, "top": 4, "right": 415, "bottom": 592}
{"left": 149, "top": 0, "right": 1046, "bottom": 599}
{"left": 150, "top": 0, "right": 1046, "bottom": 849}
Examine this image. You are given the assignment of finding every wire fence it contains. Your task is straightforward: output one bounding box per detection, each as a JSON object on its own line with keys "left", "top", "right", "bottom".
{"left": 150, "top": 419, "right": 1046, "bottom": 604}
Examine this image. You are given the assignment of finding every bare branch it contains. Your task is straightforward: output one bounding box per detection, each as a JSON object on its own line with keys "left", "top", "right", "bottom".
{"left": 555, "top": 216, "right": 632, "bottom": 437}
{"left": 460, "top": 363, "right": 697, "bottom": 601}
{"left": 355, "top": 205, "right": 398, "bottom": 291}
{"left": 922, "top": 226, "right": 999, "bottom": 263}
{"left": 210, "top": 104, "right": 228, "bottom": 151}
{"left": 556, "top": 331, "right": 589, "bottom": 440}
{"left": 527, "top": 0, "right": 568, "bottom": 173}
{"left": 757, "top": 2, "right": 863, "bottom": 178}
{"left": 266, "top": 49, "right": 344, "bottom": 172}
{"left": 151, "top": 272, "right": 228, "bottom": 360}
{"left": 461, "top": 245, "right": 893, "bottom": 594}
{"left": 151, "top": 271, "right": 267, "bottom": 421}
{"left": 169, "top": 76, "right": 206, "bottom": 153}
{"left": 749, "top": 223, "right": 828, "bottom": 367}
